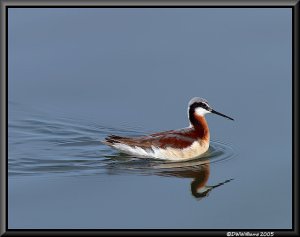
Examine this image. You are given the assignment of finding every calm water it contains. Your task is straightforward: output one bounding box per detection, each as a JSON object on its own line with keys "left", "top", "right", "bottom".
{"left": 8, "top": 8, "right": 292, "bottom": 229}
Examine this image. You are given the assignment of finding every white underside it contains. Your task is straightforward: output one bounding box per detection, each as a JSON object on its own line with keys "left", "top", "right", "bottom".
{"left": 112, "top": 141, "right": 209, "bottom": 161}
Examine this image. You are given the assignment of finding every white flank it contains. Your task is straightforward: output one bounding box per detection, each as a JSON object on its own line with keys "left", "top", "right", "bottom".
{"left": 112, "top": 141, "right": 209, "bottom": 161}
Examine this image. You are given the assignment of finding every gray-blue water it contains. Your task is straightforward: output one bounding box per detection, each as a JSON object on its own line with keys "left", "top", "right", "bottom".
{"left": 8, "top": 8, "right": 292, "bottom": 229}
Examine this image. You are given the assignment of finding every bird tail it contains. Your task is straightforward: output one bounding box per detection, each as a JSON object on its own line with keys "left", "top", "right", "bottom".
{"left": 101, "top": 134, "right": 126, "bottom": 146}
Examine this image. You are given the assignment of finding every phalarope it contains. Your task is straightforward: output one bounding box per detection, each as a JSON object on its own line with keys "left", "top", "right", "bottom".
{"left": 103, "top": 97, "right": 233, "bottom": 160}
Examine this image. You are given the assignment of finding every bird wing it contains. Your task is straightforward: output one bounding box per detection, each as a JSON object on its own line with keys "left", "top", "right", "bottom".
{"left": 104, "top": 128, "right": 197, "bottom": 149}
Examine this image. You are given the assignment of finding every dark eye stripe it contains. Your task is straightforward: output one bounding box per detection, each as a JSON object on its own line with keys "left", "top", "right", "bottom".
{"left": 198, "top": 102, "right": 208, "bottom": 109}
{"left": 190, "top": 102, "right": 209, "bottom": 111}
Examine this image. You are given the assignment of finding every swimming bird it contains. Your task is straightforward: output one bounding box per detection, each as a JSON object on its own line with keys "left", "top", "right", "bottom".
{"left": 103, "top": 97, "right": 234, "bottom": 160}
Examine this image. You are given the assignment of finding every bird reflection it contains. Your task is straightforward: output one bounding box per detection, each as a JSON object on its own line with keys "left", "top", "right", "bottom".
{"left": 105, "top": 153, "right": 233, "bottom": 200}
{"left": 150, "top": 160, "right": 233, "bottom": 200}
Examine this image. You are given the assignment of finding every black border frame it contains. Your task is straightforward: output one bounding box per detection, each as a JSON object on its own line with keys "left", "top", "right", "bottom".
{"left": 0, "top": 0, "right": 298, "bottom": 236}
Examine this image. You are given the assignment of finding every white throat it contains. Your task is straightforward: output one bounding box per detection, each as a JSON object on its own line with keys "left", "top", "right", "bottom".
{"left": 195, "top": 107, "right": 211, "bottom": 116}
{"left": 188, "top": 107, "right": 211, "bottom": 127}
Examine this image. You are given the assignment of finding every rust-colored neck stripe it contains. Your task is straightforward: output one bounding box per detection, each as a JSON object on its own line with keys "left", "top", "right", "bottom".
{"left": 190, "top": 112, "right": 210, "bottom": 141}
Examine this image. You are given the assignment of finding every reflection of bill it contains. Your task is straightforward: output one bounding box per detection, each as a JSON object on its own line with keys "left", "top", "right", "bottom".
{"left": 190, "top": 164, "right": 233, "bottom": 199}
{"left": 153, "top": 161, "right": 233, "bottom": 200}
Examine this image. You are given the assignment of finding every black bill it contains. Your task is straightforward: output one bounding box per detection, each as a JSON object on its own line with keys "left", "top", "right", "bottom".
{"left": 211, "top": 109, "right": 234, "bottom": 121}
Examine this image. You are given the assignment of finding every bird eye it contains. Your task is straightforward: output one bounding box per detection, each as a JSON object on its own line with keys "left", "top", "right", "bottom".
{"left": 201, "top": 103, "right": 208, "bottom": 110}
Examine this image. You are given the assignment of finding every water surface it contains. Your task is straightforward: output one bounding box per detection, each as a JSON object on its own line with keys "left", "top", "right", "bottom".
{"left": 8, "top": 8, "right": 292, "bottom": 229}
